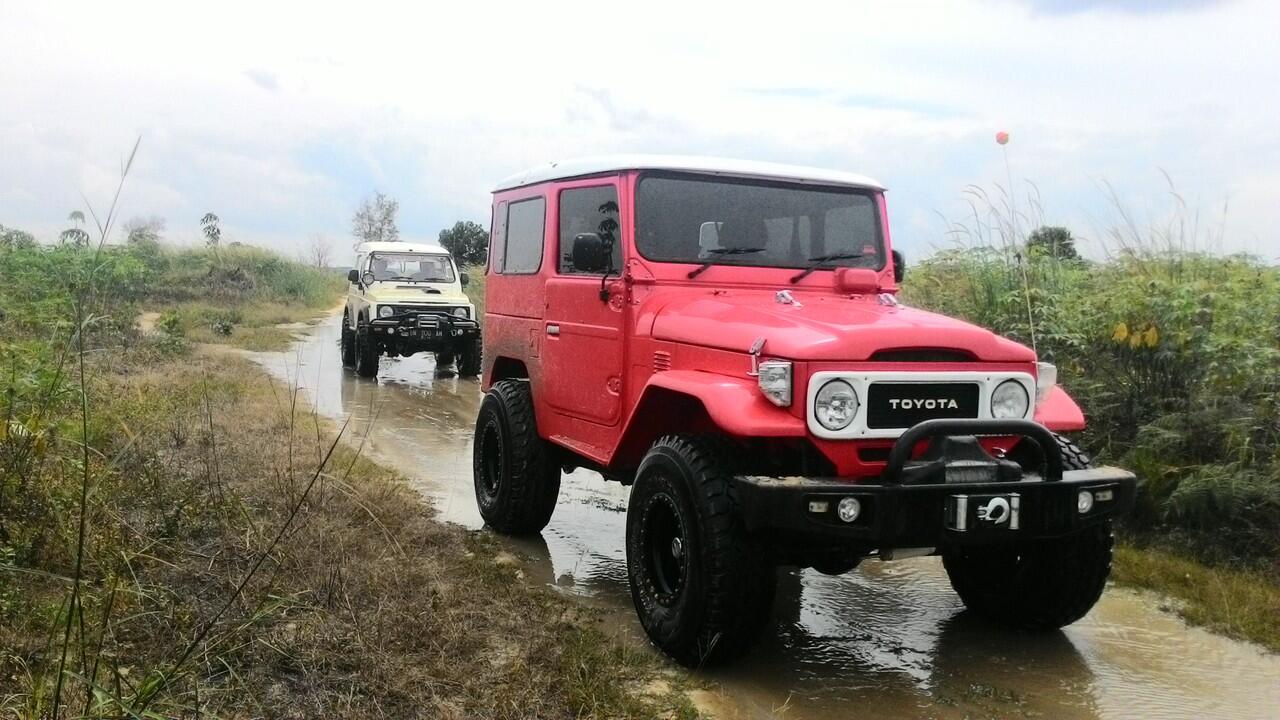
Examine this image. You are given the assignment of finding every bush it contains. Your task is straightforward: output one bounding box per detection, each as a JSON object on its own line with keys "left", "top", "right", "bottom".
{"left": 903, "top": 247, "right": 1280, "bottom": 567}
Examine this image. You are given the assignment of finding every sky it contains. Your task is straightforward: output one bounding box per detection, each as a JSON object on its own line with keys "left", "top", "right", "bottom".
{"left": 1, "top": 0, "right": 1277, "bottom": 263}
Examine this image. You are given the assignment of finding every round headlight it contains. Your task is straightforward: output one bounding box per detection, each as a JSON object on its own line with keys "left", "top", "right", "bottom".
{"left": 991, "top": 379, "right": 1030, "bottom": 419}
{"left": 378, "top": 305, "right": 395, "bottom": 318}
{"left": 452, "top": 307, "right": 469, "bottom": 318}
{"left": 814, "top": 379, "right": 859, "bottom": 431}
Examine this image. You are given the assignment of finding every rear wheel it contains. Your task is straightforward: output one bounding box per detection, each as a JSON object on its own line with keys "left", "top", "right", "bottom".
{"left": 354, "top": 321, "right": 379, "bottom": 378}
{"left": 626, "top": 435, "right": 776, "bottom": 666}
{"left": 943, "top": 433, "right": 1112, "bottom": 629}
{"left": 472, "top": 380, "right": 560, "bottom": 534}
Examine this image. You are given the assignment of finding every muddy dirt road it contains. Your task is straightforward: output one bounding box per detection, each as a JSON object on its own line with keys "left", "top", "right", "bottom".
{"left": 249, "top": 316, "right": 1280, "bottom": 719}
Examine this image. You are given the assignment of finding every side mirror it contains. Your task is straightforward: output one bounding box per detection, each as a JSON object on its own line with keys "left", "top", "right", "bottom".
{"left": 572, "top": 232, "right": 608, "bottom": 273}
{"left": 891, "top": 249, "right": 905, "bottom": 284}
{"left": 362, "top": 271, "right": 376, "bottom": 287}
{"left": 460, "top": 271, "right": 470, "bottom": 288}
{"left": 347, "top": 269, "right": 359, "bottom": 283}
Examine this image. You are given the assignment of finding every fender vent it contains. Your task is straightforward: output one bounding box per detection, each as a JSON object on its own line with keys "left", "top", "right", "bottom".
{"left": 870, "top": 348, "right": 976, "bottom": 362}
{"left": 653, "top": 351, "right": 672, "bottom": 372}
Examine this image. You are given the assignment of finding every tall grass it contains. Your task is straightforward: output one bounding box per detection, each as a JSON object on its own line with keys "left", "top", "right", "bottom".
{"left": 903, "top": 180, "right": 1280, "bottom": 570}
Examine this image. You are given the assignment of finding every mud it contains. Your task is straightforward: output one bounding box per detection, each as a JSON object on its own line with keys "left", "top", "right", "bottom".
{"left": 247, "top": 315, "right": 1280, "bottom": 720}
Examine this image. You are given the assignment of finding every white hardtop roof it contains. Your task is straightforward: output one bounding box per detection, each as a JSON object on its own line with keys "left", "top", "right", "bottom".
{"left": 493, "top": 154, "right": 885, "bottom": 192}
{"left": 356, "top": 241, "right": 450, "bottom": 255}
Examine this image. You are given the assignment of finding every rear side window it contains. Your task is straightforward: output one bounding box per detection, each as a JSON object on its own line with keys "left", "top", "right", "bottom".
{"left": 489, "top": 202, "right": 506, "bottom": 272}
{"left": 559, "top": 186, "right": 621, "bottom": 274}
{"left": 502, "top": 197, "right": 545, "bottom": 274}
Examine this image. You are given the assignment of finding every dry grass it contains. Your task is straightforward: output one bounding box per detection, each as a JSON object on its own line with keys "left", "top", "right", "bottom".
{"left": 1113, "top": 542, "right": 1280, "bottom": 652}
{"left": 3, "top": 345, "right": 696, "bottom": 718}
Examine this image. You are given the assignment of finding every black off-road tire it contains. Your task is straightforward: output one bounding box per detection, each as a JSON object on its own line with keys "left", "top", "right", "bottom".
{"left": 340, "top": 314, "right": 356, "bottom": 368}
{"left": 472, "top": 380, "right": 560, "bottom": 534}
{"left": 943, "top": 433, "right": 1111, "bottom": 630}
{"left": 626, "top": 435, "right": 776, "bottom": 667}
{"left": 458, "top": 337, "right": 482, "bottom": 378}
{"left": 354, "top": 322, "right": 379, "bottom": 378}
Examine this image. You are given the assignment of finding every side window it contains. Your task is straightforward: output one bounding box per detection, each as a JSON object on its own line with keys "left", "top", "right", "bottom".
{"left": 502, "top": 197, "right": 545, "bottom": 274}
{"left": 489, "top": 202, "right": 506, "bottom": 272}
{"left": 559, "top": 186, "right": 621, "bottom": 274}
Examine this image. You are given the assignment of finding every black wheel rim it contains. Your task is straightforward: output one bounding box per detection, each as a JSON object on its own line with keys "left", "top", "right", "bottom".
{"left": 643, "top": 489, "right": 688, "bottom": 606}
{"left": 478, "top": 417, "right": 503, "bottom": 497}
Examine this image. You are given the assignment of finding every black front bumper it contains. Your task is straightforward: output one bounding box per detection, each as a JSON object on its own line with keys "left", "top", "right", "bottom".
{"left": 370, "top": 312, "right": 479, "bottom": 344}
{"left": 736, "top": 420, "right": 1136, "bottom": 550}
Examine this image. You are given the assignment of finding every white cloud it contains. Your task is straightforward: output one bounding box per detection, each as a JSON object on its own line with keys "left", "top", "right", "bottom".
{"left": 0, "top": 0, "right": 1276, "bottom": 260}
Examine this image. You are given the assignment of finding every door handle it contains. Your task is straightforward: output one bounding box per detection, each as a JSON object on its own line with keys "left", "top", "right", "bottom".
{"left": 546, "top": 324, "right": 560, "bottom": 336}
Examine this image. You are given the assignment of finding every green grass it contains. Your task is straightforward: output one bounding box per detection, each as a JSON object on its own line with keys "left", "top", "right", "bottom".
{"left": 1114, "top": 542, "right": 1280, "bottom": 651}
{"left": 464, "top": 263, "right": 486, "bottom": 318}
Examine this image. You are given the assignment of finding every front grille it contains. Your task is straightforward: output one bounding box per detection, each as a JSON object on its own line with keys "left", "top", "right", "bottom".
{"left": 391, "top": 305, "right": 465, "bottom": 318}
{"left": 866, "top": 382, "right": 980, "bottom": 429}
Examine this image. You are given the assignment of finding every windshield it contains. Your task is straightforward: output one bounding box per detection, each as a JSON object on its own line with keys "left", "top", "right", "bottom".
{"left": 635, "top": 174, "right": 884, "bottom": 273}
{"left": 366, "top": 252, "right": 456, "bottom": 283}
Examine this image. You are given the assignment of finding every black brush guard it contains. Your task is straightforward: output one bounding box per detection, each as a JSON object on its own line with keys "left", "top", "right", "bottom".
{"left": 735, "top": 419, "right": 1136, "bottom": 549}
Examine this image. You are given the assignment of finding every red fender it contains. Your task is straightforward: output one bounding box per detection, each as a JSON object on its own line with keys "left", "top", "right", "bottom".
{"left": 1034, "top": 386, "right": 1087, "bottom": 432}
{"left": 638, "top": 371, "right": 806, "bottom": 437}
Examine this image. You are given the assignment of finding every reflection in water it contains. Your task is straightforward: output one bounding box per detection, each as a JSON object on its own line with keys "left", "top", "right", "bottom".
{"left": 250, "top": 315, "right": 1280, "bottom": 720}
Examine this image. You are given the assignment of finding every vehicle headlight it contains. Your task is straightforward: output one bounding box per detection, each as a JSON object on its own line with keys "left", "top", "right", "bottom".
{"left": 814, "top": 379, "right": 859, "bottom": 431}
{"left": 452, "top": 307, "right": 469, "bottom": 319}
{"left": 1035, "top": 362, "right": 1057, "bottom": 405}
{"left": 991, "top": 379, "right": 1030, "bottom": 419}
{"left": 378, "top": 305, "right": 395, "bottom": 318}
{"left": 757, "top": 360, "right": 791, "bottom": 407}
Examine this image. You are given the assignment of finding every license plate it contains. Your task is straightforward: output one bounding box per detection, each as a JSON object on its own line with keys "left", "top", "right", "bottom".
{"left": 946, "top": 493, "right": 1020, "bottom": 532}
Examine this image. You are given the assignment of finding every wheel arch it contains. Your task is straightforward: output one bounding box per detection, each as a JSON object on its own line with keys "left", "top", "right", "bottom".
{"left": 611, "top": 372, "right": 806, "bottom": 470}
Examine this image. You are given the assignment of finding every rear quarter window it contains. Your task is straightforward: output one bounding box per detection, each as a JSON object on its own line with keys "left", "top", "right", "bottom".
{"left": 501, "top": 197, "right": 545, "bottom": 274}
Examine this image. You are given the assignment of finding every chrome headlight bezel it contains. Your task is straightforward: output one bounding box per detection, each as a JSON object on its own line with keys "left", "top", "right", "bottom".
{"left": 991, "top": 378, "right": 1031, "bottom": 419}
{"left": 377, "top": 305, "right": 395, "bottom": 318}
{"left": 814, "top": 379, "right": 860, "bottom": 431}
{"left": 452, "top": 307, "right": 470, "bottom": 319}
{"left": 757, "top": 360, "right": 792, "bottom": 407}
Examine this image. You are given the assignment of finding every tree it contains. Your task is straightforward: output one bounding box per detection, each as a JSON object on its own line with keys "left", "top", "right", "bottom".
{"left": 351, "top": 192, "right": 399, "bottom": 248}
{"left": 123, "top": 215, "right": 165, "bottom": 245}
{"left": 307, "top": 233, "right": 332, "bottom": 268}
{"left": 438, "top": 220, "right": 488, "bottom": 265}
{"left": 200, "top": 213, "right": 222, "bottom": 247}
{"left": 1026, "top": 225, "right": 1080, "bottom": 260}
{"left": 0, "top": 224, "right": 37, "bottom": 250}
{"left": 60, "top": 209, "right": 90, "bottom": 247}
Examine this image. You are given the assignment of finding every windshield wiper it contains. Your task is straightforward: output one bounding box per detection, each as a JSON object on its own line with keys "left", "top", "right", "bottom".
{"left": 789, "top": 252, "right": 864, "bottom": 284}
{"left": 687, "top": 247, "right": 766, "bottom": 279}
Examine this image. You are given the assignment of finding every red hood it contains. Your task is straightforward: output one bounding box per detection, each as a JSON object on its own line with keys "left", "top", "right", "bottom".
{"left": 648, "top": 290, "right": 1035, "bottom": 362}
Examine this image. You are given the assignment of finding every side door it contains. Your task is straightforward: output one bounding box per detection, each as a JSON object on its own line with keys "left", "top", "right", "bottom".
{"left": 542, "top": 181, "right": 626, "bottom": 425}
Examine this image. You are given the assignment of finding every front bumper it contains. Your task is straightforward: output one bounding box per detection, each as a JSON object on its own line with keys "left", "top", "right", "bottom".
{"left": 735, "top": 419, "right": 1136, "bottom": 550}
{"left": 370, "top": 311, "right": 479, "bottom": 342}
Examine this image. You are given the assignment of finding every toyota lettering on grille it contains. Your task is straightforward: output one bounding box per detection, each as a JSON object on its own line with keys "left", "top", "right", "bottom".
{"left": 887, "top": 398, "right": 961, "bottom": 410}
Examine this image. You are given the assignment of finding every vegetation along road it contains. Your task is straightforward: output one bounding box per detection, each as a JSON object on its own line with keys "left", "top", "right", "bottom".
{"left": 2, "top": 227, "right": 1277, "bottom": 718}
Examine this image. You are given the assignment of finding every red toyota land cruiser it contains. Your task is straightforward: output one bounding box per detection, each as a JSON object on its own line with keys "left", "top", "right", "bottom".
{"left": 472, "top": 155, "right": 1136, "bottom": 666}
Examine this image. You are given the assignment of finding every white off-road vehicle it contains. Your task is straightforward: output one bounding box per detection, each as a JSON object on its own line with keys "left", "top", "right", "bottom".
{"left": 342, "top": 241, "right": 481, "bottom": 378}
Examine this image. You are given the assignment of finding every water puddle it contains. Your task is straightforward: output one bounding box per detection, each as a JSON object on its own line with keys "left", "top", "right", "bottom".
{"left": 246, "top": 315, "right": 1280, "bottom": 720}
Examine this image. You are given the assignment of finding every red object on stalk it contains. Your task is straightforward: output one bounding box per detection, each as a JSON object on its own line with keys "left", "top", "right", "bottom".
{"left": 996, "top": 131, "right": 1010, "bottom": 145}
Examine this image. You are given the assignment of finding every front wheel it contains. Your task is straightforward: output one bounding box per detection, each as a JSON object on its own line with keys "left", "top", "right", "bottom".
{"left": 458, "top": 337, "right": 482, "bottom": 378}
{"left": 626, "top": 435, "right": 775, "bottom": 667}
{"left": 944, "top": 432, "right": 1112, "bottom": 629}
{"left": 942, "top": 523, "right": 1114, "bottom": 630}
{"left": 340, "top": 314, "right": 356, "bottom": 368}
{"left": 354, "top": 322, "right": 379, "bottom": 378}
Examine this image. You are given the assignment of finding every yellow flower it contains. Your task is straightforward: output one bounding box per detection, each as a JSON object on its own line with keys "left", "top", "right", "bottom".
{"left": 1129, "top": 333, "right": 1142, "bottom": 349}
{"left": 1112, "top": 322, "right": 1130, "bottom": 342}
{"left": 1143, "top": 325, "right": 1159, "bottom": 348}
